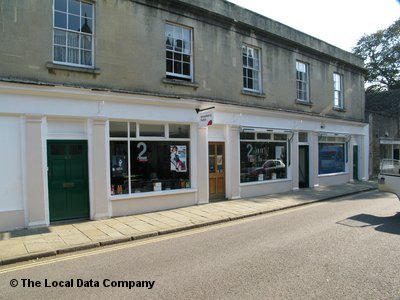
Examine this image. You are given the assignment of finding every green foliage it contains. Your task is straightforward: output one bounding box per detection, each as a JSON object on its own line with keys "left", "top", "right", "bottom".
{"left": 353, "top": 18, "right": 400, "bottom": 92}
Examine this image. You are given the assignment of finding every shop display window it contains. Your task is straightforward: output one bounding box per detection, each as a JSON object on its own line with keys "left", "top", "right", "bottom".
{"left": 240, "top": 132, "right": 288, "bottom": 183}
{"left": 110, "top": 122, "right": 190, "bottom": 195}
{"left": 318, "top": 143, "right": 345, "bottom": 174}
{"left": 110, "top": 141, "right": 129, "bottom": 195}
{"left": 130, "top": 141, "right": 190, "bottom": 193}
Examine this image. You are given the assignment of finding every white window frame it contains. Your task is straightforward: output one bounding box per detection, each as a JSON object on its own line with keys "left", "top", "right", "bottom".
{"left": 242, "top": 44, "right": 261, "bottom": 92}
{"left": 53, "top": 0, "right": 94, "bottom": 68}
{"left": 333, "top": 73, "right": 344, "bottom": 108}
{"left": 165, "top": 22, "right": 193, "bottom": 81}
{"left": 296, "top": 61, "right": 310, "bottom": 102}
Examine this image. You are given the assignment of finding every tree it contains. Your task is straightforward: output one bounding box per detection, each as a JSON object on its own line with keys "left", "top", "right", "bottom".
{"left": 353, "top": 18, "right": 400, "bottom": 92}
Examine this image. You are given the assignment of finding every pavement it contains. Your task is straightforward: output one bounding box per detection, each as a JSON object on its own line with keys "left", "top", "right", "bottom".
{"left": 0, "top": 181, "right": 377, "bottom": 266}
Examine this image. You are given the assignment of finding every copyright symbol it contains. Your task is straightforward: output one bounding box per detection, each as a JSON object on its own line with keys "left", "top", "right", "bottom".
{"left": 10, "top": 279, "right": 18, "bottom": 287}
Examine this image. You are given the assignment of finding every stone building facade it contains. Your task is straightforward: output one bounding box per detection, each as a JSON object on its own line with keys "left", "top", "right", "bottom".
{"left": 0, "top": 0, "right": 368, "bottom": 231}
{"left": 366, "top": 90, "right": 400, "bottom": 176}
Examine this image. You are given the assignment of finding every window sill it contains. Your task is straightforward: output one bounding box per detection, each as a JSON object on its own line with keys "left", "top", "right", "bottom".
{"left": 318, "top": 172, "right": 348, "bottom": 177}
{"left": 240, "top": 178, "right": 291, "bottom": 186}
{"left": 241, "top": 89, "right": 266, "bottom": 98}
{"left": 46, "top": 62, "right": 101, "bottom": 75}
{"left": 162, "top": 77, "right": 199, "bottom": 88}
{"left": 295, "top": 99, "right": 313, "bottom": 106}
{"left": 110, "top": 188, "right": 197, "bottom": 200}
{"left": 333, "top": 107, "right": 346, "bottom": 112}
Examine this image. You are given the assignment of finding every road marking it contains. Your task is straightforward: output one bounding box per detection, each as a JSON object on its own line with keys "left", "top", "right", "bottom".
{"left": 0, "top": 201, "right": 327, "bottom": 274}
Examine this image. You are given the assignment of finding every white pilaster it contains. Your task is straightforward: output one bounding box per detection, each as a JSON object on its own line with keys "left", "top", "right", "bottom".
{"left": 25, "top": 115, "right": 48, "bottom": 228}
{"left": 197, "top": 126, "right": 209, "bottom": 204}
{"left": 92, "top": 118, "right": 110, "bottom": 219}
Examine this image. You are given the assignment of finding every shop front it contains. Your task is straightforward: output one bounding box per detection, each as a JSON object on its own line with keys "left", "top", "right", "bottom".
{"left": 0, "top": 85, "right": 369, "bottom": 231}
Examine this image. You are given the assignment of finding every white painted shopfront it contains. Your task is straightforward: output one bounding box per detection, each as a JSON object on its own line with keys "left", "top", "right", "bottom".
{"left": 0, "top": 83, "right": 369, "bottom": 231}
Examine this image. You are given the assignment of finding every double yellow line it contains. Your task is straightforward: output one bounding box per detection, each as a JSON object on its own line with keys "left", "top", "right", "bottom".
{"left": 0, "top": 202, "right": 323, "bottom": 274}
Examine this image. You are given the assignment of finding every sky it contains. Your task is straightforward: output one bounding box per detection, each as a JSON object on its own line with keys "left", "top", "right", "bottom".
{"left": 227, "top": 0, "right": 400, "bottom": 52}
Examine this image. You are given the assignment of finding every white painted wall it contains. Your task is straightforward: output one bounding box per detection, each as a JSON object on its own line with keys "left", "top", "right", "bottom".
{"left": 47, "top": 119, "right": 87, "bottom": 139}
{"left": 0, "top": 116, "right": 23, "bottom": 211}
{"left": 240, "top": 180, "right": 292, "bottom": 198}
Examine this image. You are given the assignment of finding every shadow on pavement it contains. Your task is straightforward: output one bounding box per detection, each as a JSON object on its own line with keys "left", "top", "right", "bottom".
{"left": 0, "top": 227, "right": 51, "bottom": 240}
{"left": 337, "top": 212, "right": 400, "bottom": 235}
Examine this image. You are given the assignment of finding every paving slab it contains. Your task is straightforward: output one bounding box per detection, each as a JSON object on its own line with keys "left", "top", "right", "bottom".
{"left": 0, "top": 180, "right": 377, "bottom": 266}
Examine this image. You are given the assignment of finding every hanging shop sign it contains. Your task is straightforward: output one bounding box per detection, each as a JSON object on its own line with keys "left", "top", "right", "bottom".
{"left": 199, "top": 111, "right": 214, "bottom": 128}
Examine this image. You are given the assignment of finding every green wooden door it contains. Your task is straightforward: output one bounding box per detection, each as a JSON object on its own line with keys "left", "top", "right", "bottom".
{"left": 353, "top": 145, "right": 359, "bottom": 181}
{"left": 47, "top": 140, "right": 89, "bottom": 222}
{"left": 299, "top": 145, "right": 309, "bottom": 188}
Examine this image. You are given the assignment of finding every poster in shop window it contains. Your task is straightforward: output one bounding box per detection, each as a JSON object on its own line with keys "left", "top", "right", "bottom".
{"left": 111, "top": 155, "right": 127, "bottom": 177}
{"left": 170, "top": 145, "right": 187, "bottom": 172}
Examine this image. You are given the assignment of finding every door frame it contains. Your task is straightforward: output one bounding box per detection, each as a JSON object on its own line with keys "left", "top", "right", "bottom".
{"left": 47, "top": 140, "right": 90, "bottom": 222}
{"left": 208, "top": 142, "right": 226, "bottom": 201}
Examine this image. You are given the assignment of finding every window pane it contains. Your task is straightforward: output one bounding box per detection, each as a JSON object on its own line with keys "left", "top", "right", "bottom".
{"left": 175, "top": 39, "right": 183, "bottom": 52}
{"left": 110, "top": 141, "right": 129, "bottom": 195}
{"left": 68, "top": 14, "right": 80, "bottom": 31}
{"left": 248, "top": 57, "right": 254, "bottom": 68}
{"left": 110, "top": 122, "right": 128, "bottom": 137}
{"left": 296, "top": 61, "right": 306, "bottom": 72}
{"left": 174, "top": 52, "right": 182, "bottom": 61}
{"left": 68, "top": 0, "right": 80, "bottom": 15}
{"left": 165, "top": 24, "right": 174, "bottom": 49}
{"left": 81, "top": 35, "right": 91, "bottom": 50}
{"left": 67, "top": 48, "right": 79, "bottom": 64}
{"left": 80, "top": 50, "right": 92, "bottom": 66}
{"left": 253, "top": 77, "right": 259, "bottom": 90}
{"left": 174, "top": 27, "right": 182, "bottom": 47}
{"left": 54, "top": 46, "right": 66, "bottom": 62}
{"left": 183, "top": 63, "right": 190, "bottom": 76}
{"left": 131, "top": 141, "right": 190, "bottom": 192}
{"left": 54, "top": 30, "right": 66, "bottom": 45}
{"left": 209, "top": 144, "right": 215, "bottom": 173}
{"left": 319, "top": 143, "right": 345, "bottom": 174}
{"left": 169, "top": 124, "right": 190, "bottom": 138}
{"left": 81, "top": 2, "right": 93, "bottom": 18}
{"left": 174, "top": 61, "right": 182, "bottom": 74}
{"left": 81, "top": 17, "right": 92, "bottom": 33}
{"left": 182, "top": 29, "right": 190, "bottom": 45}
{"left": 248, "top": 78, "right": 253, "bottom": 89}
{"left": 240, "top": 132, "right": 255, "bottom": 140}
{"left": 140, "top": 124, "right": 165, "bottom": 137}
{"left": 299, "top": 132, "right": 308, "bottom": 143}
{"left": 257, "top": 133, "right": 271, "bottom": 140}
{"left": 54, "top": 11, "right": 67, "bottom": 28}
{"left": 274, "top": 134, "right": 287, "bottom": 141}
{"left": 67, "top": 32, "right": 79, "bottom": 47}
{"left": 166, "top": 59, "right": 173, "bottom": 73}
{"left": 55, "top": 0, "right": 67, "bottom": 12}
{"left": 240, "top": 142, "right": 287, "bottom": 182}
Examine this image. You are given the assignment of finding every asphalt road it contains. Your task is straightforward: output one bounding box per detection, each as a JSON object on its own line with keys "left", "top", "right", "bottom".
{"left": 1, "top": 190, "right": 399, "bottom": 300}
